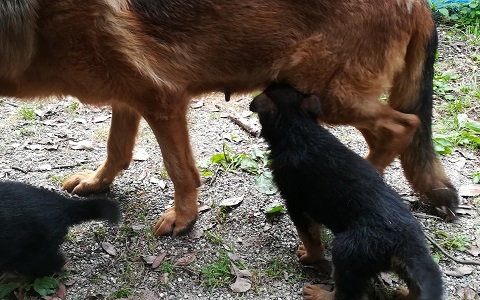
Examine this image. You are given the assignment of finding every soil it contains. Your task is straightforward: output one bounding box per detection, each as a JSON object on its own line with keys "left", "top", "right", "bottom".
{"left": 0, "top": 25, "right": 479, "bottom": 300}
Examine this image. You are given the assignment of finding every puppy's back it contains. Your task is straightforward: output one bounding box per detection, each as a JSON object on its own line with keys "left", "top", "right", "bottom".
{"left": 0, "top": 181, "right": 120, "bottom": 275}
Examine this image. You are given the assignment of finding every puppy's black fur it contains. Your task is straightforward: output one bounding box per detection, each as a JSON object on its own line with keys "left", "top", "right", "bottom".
{"left": 0, "top": 181, "right": 120, "bottom": 279}
{"left": 251, "top": 83, "right": 443, "bottom": 300}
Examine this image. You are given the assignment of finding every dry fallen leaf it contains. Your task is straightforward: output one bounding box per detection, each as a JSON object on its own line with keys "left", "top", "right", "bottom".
{"left": 188, "top": 229, "right": 204, "bottom": 239}
{"left": 459, "top": 184, "right": 480, "bottom": 197}
{"left": 149, "top": 177, "right": 166, "bottom": 189}
{"left": 93, "top": 115, "right": 111, "bottom": 123}
{"left": 230, "top": 277, "right": 251, "bottom": 293}
{"left": 198, "top": 201, "right": 211, "bottom": 212}
{"left": 159, "top": 273, "right": 169, "bottom": 285}
{"left": 467, "top": 247, "right": 480, "bottom": 257}
{"left": 142, "top": 255, "right": 157, "bottom": 265}
{"left": 101, "top": 242, "right": 116, "bottom": 256}
{"left": 444, "top": 266, "right": 473, "bottom": 277}
{"left": 174, "top": 253, "right": 196, "bottom": 266}
{"left": 69, "top": 140, "right": 94, "bottom": 150}
{"left": 142, "top": 290, "right": 159, "bottom": 300}
{"left": 25, "top": 144, "right": 44, "bottom": 150}
{"left": 219, "top": 196, "right": 244, "bottom": 207}
{"left": 133, "top": 148, "right": 150, "bottom": 161}
{"left": 190, "top": 101, "right": 204, "bottom": 109}
{"left": 151, "top": 252, "right": 167, "bottom": 269}
{"left": 230, "top": 263, "right": 252, "bottom": 278}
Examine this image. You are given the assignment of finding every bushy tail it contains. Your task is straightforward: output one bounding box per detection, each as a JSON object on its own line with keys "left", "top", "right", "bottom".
{"left": 66, "top": 197, "right": 120, "bottom": 226}
{"left": 389, "top": 10, "right": 458, "bottom": 216}
{"left": 399, "top": 250, "right": 444, "bottom": 300}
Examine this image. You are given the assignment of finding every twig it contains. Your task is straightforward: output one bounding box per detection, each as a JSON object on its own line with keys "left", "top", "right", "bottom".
{"left": 11, "top": 166, "right": 28, "bottom": 174}
{"left": 227, "top": 114, "right": 260, "bottom": 138}
{"left": 49, "top": 163, "right": 83, "bottom": 170}
{"left": 425, "top": 234, "right": 480, "bottom": 266}
{"left": 413, "top": 212, "right": 443, "bottom": 220}
{"left": 207, "top": 166, "right": 222, "bottom": 186}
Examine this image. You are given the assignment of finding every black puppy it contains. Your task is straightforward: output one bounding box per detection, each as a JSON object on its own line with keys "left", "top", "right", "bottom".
{"left": 250, "top": 83, "right": 443, "bottom": 300}
{"left": 0, "top": 181, "right": 120, "bottom": 279}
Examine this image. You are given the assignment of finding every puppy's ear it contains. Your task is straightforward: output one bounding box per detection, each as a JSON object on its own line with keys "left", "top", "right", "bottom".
{"left": 250, "top": 93, "right": 276, "bottom": 115}
{"left": 301, "top": 94, "right": 322, "bottom": 117}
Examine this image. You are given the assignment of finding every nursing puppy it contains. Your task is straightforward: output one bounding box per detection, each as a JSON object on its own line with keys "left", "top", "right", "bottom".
{"left": 250, "top": 84, "right": 443, "bottom": 300}
{"left": 0, "top": 181, "right": 120, "bottom": 279}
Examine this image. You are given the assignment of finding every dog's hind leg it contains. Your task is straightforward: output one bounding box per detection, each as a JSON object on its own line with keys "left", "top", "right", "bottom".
{"left": 63, "top": 105, "right": 141, "bottom": 195}
{"left": 141, "top": 97, "right": 201, "bottom": 237}
{"left": 293, "top": 217, "right": 332, "bottom": 275}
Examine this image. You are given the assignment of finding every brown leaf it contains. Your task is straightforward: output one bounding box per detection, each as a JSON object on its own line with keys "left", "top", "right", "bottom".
{"left": 174, "top": 253, "right": 196, "bottom": 266}
{"left": 230, "top": 263, "right": 252, "bottom": 278}
{"left": 142, "top": 291, "right": 159, "bottom": 300}
{"left": 25, "top": 144, "right": 44, "bottom": 150}
{"left": 93, "top": 115, "right": 111, "bottom": 123}
{"left": 219, "top": 196, "right": 244, "bottom": 207}
{"left": 151, "top": 252, "right": 167, "bottom": 269}
{"left": 190, "top": 101, "right": 204, "bottom": 109}
{"left": 463, "top": 287, "right": 479, "bottom": 300}
{"left": 459, "top": 184, "right": 480, "bottom": 197}
{"left": 159, "top": 273, "right": 169, "bottom": 284}
{"left": 133, "top": 148, "right": 150, "bottom": 161}
{"left": 64, "top": 279, "right": 76, "bottom": 287}
{"left": 230, "top": 277, "right": 251, "bottom": 293}
{"left": 198, "top": 202, "right": 211, "bottom": 212}
{"left": 142, "top": 255, "right": 157, "bottom": 265}
{"left": 444, "top": 266, "right": 473, "bottom": 277}
{"left": 188, "top": 229, "right": 204, "bottom": 239}
{"left": 467, "top": 247, "right": 480, "bottom": 257}
{"left": 69, "top": 140, "right": 94, "bottom": 150}
{"left": 101, "top": 242, "right": 116, "bottom": 256}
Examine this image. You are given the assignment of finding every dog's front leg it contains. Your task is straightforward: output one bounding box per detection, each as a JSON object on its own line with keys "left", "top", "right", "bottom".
{"left": 142, "top": 100, "right": 200, "bottom": 237}
{"left": 63, "top": 105, "right": 141, "bottom": 195}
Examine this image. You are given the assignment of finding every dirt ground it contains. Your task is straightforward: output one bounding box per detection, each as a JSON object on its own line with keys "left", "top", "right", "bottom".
{"left": 0, "top": 26, "right": 479, "bottom": 300}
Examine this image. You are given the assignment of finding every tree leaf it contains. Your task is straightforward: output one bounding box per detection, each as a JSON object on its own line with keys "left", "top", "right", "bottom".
{"left": 265, "top": 202, "right": 285, "bottom": 215}
{"left": 174, "top": 253, "right": 196, "bottom": 266}
{"left": 459, "top": 184, "right": 480, "bottom": 197}
{"left": 151, "top": 252, "right": 167, "bottom": 269}
{"left": 33, "top": 277, "right": 58, "bottom": 296}
{"left": 219, "top": 196, "right": 244, "bottom": 207}
{"left": 0, "top": 282, "right": 21, "bottom": 298}
{"left": 444, "top": 266, "right": 473, "bottom": 277}
{"left": 230, "top": 277, "right": 251, "bottom": 293}
{"left": 101, "top": 242, "right": 117, "bottom": 256}
{"left": 255, "top": 172, "right": 278, "bottom": 195}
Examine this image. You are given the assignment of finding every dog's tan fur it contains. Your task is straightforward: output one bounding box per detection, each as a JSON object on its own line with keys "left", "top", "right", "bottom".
{"left": 0, "top": 0, "right": 455, "bottom": 236}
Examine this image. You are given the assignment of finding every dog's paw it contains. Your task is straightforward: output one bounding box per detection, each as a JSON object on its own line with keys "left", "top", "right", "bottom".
{"left": 153, "top": 206, "right": 197, "bottom": 237}
{"left": 393, "top": 287, "right": 414, "bottom": 300}
{"left": 63, "top": 170, "right": 110, "bottom": 195}
{"left": 296, "top": 245, "right": 332, "bottom": 275}
{"left": 303, "top": 284, "right": 334, "bottom": 300}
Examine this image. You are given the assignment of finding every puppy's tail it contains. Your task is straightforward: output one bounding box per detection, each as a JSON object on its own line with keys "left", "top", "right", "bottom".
{"left": 388, "top": 6, "right": 458, "bottom": 216}
{"left": 398, "top": 250, "right": 444, "bottom": 299}
{"left": 66, "top": 198, "right": 120, "bottom": 226}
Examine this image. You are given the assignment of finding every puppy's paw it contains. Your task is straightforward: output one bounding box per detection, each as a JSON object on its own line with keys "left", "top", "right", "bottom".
{"left": 296, "top": 245, "right": 332, "bottom": 275}
{"left": 393, "top": 287, "right": 414, "bottom": 300}
{"left": 303, "top": 284, "right": 334, "bottom": 300}
{"left": 153, "top": 206, "right": 198, "bottom": 237}
{"left": 63, "top": 170, "right": 110, "bottom": 195}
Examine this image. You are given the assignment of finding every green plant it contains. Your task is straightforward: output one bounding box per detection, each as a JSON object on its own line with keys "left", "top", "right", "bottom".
{"left": 434, "top": 230, "right": 470, "bottom": 252}
{"left": 0, "top": 271, "right": 70, "bottom": 298}
{"left": 433, "top": 70, "right": 458, "bottom": 101}
{"left": 433, "top": 113, "right": 480, "bottom": 154}
{"left": 113, "top": 287, "right": 133, "bottom": 299}
{"left": 472, "top": 170, "right": 480, "bottom": 183}
{"left": 19, "top": 105, "right": 37, "bottom": 121}
{"left": 265, "top": 258, "right": 285, "bottom": 279}
{"left": 159, "top": 261, "right": 174, "bottom": 278}
{"left": 200, "top": 251, "right": 236, "bottom": 289}
{"left": 204, "top": 231, "right": 223, "bottom": 245}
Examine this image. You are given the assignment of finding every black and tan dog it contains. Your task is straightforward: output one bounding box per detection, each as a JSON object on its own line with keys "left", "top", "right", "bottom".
{"left": 250, "top": 83, "right": 443, "bottom": 300}
{"left": 0, "top": 0, "right": 457, "bottom": 236}
{"left": 0, "top": 181, "right": 120, "bottom": 279}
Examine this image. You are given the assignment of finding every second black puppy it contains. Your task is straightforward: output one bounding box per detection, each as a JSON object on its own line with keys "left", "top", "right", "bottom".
{"left": 250, "top": 83, "right": 443, "bottom": 300}
{"left": 0, "top": 181, "right": 120, "bottom": 279}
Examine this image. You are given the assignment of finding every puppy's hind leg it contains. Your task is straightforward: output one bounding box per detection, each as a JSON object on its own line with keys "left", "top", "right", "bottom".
{"left": 63, "top": 105, "right": 141, "bottom": 195}
{"left": 293, "top": 217, "right": 332, "bottom": 275}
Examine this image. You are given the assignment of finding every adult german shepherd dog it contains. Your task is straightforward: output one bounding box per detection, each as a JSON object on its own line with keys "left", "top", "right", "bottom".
{"left": 0, "top": 0, "right": 458, "bottom": 236}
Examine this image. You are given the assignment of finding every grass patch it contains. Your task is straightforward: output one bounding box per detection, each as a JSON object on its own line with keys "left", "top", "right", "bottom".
{"left": 200, "top": 251, "right": 236, "bottom": 290}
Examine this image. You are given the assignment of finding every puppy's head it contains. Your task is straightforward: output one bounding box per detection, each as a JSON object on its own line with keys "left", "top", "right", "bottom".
{"left": 250, "top": 83, "right": 322, "bottom": 137}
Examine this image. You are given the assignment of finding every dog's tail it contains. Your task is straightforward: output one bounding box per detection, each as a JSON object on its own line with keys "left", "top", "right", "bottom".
{"left": 388, "top": 6, "right": 458, "bottom": 215}
{"left": 66, "top": 197, "right": 120, "bottom": 226}
{"left": 396, "top": 249, "right": 444, "bottom": 299}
